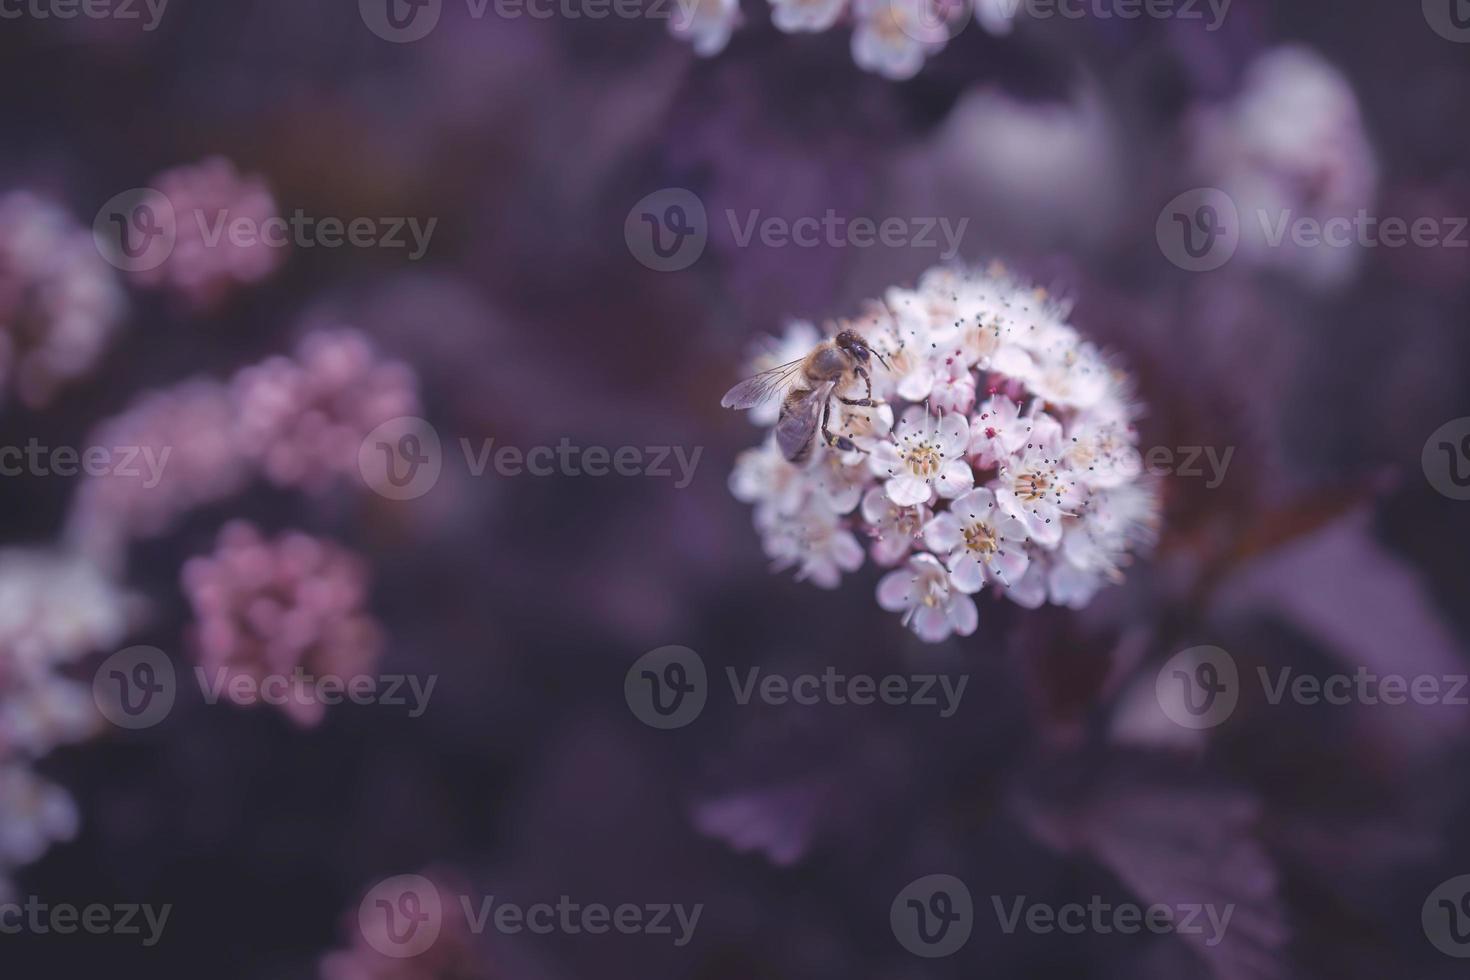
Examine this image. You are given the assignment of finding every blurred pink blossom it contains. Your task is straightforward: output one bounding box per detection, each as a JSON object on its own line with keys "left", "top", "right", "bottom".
{"left": 181, "top": 522, "right": 384, "bottom": 728}
{"left": 232, "top": 327, "right": 420, "bottom": 494}
{"left": 134, "top": 157, "right": 284, "bottom": 309}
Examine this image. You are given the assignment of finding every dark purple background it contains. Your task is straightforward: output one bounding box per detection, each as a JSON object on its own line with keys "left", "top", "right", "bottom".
{"left": 2, "top": 0, "right": 1470, "bottom": 977}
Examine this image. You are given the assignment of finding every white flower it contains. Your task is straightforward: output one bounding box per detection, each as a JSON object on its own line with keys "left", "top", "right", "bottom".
{"left": 876, "top": 553, "right": 977, "bottom": 641}
{"left": 860, "top": 486, "right": 930, "bottom": 566}
{"left": 809, "top": 447, "right": 870, "bottom": 515}
{"left": 922, "top": 487, "right": 1030, "bottom": 593}
{"left": 726, "top": 265, "right": 1157, "bottom": 643}
{"left": 758, "top": 501, "right": 864, "bottom": 589}
{"left": 876, "top": 287, "right": 962, "bottom": 402}
{"left": 967, "top": 395, "right": 1027, "bottom": 470}
{"left": 999, "top": 555, "right": 1048, "bottom": 609}
{"left": 770, "top": 0, "right": 846, "bottom": 31}
{"left": 869, "top": 406, "right": 973, "bottom": 506}
{"left": 1024, "top": 340, "right": 1113, "bottom": 411}
{"left": 995, "top": 411, "right": 1074, "bottom": 546}
{"left": 850, "top": 0, "right": 948, "bottom": 81}
{"left": 1058, "top": 483, "right": 1158, "bottom": 584}
{"left": 1188, "top": 46, "right": 1377, "bottom": 289}
{"left": 838, "top": 398, "right": 895, "bottom": 455}
{"left": 730, "top": 441, "right": 808, "bottom": 517}
{"left": 0, "top": 766, "right": 78, "bottom": 866}
{"left": 928, "top": 353, "right": 976, "bottom": 415}
{"left": 670, "top": 0, "right": 741, "bottom": 56}
{"left": 1063, "top": 416, "right": 1143, "bottom": 488}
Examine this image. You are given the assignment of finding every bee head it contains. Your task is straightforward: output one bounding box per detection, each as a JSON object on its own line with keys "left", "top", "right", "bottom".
{"left": 836, "top": 329, "right": 870, "bottom": 362}
{"left": 836, "top": 329, "right": 889, "bottom": 371}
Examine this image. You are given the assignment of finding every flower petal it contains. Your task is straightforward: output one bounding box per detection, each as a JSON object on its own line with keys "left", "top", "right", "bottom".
{"left": 947, "top": 594, "right": 979, "bottom": 636}
{"left": 876, "top": 568, "right": 920, "bottom": 611}
{"left": 934, "top": 458, "right": 974, "bottom": 499}
{"left": 886, "top": 474, "right": 933, "bottom": 507}
{"left": 922, "top": 513, "right": 962, "bottom": 552}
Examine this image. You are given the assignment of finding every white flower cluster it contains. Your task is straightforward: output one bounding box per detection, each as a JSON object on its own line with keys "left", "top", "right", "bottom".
{"left": 670, "top": 0, "right": 991, "bottom": 80}
{"left": 729, "top": 265, "right": 1158, "bottom": 643}
{"left": 0, "top": 549, "right": 134, "bottom": 899}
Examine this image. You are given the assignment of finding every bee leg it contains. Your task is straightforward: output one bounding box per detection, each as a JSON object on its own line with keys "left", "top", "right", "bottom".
{"left": 822, "top": 397, "right": 863, "bottom": 454}
{"left": 838, "top": 367, "right": 874, "bottom": 407}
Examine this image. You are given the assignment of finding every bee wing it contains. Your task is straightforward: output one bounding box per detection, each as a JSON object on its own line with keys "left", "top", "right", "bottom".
{"left": 720, "top": 357, "right": 805, "bottom": 410}
{"left": 775, "top": 384, "right": 833, "bottom": 463}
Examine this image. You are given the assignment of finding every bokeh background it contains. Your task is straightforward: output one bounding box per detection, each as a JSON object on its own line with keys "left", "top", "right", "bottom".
{"left": 2, "top": 0, "right": 1470, "bottom": 977}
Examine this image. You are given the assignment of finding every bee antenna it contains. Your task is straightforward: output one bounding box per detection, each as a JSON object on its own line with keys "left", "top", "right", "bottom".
{"left": 874, "top": 350, "right": 891, "bottom": 371}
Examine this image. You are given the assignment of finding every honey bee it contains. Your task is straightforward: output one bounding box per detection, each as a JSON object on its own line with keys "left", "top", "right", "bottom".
{"left": 721, "top": 328, "right": 888, "bottom": 464}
